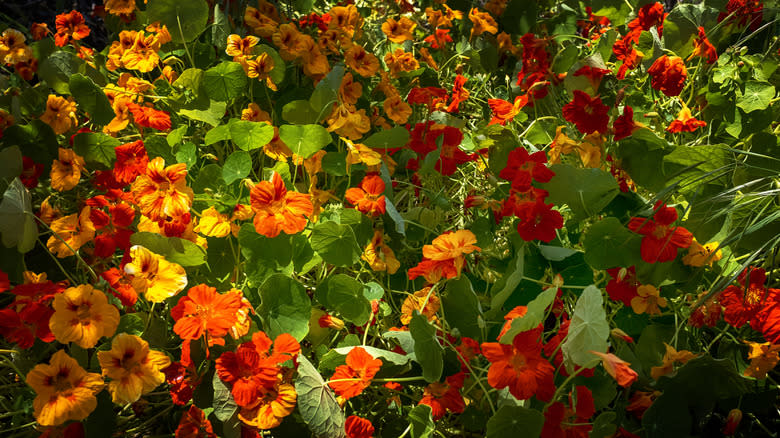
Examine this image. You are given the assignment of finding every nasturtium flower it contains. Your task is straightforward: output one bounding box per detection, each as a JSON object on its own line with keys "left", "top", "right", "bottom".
{"left": 691, "top": 26, "right": 718, "bottom": 63}
{"left": 400, "top": 287, "right": 440, "bottom": 325}
{"left": 515, "top": 200, "right": 564, "bottom": 243}
{"left": 408, "top": 230, "right": 481, "bottom": 283}
{"left": 361, "top": 230, "right": 400, "bottom": 274}
{"left": 339, "top": 72, "right": 363, "bottom": 105}
{"left": 590, "top": 351, "right": 638, "bottom": 387}
{"left": 0, "top": 29, "right": 32, "bottom": 65}
{"left": 50, "top": 147, "right": 85, "bottom": 192}
{"left": 667, "top": 103, "right": 707, "bottom": 133}
{"left": 104, "top": 0, "right": 136, "bottom": 16}
{"left": 612, "top": 106, "right": 642, "bottom": 141}
{"left": 650, "top": 343, "right": 698, "bottom": 380}
{"left": 688, "top": 291, "right": 721, "bottom": 328}
{"left": 243, "top": 53, "right": 277, "bottom": 90}
{"left": 487, "top": 95, "right": 528, "bottom": 125}
{"left": 647, "top": 55, "right": 687, "bottom": 97}
{"left": 226, "top": 34, "right": 259, "bottom": 59}
{"left": 718, "top": 0, "right": 763, "bottom": 31}
{"left": 631, "top": 284, "right": 667, "bottom": 316}
{"left": 719, "top": 267, "right": 773, "bottom": 329}
{"left": 26, "top": 350, "right": 104, "bottom": 426}
{"left": 171, "top": 285, "right": 243, "bottom": 344}
{"left": 46, "top": 206, "right": 95, "bottom": 258}
{"left": 627, "top": 201, "right": 693, "bottom": 263}
{"left": 54, "top": 10, "right": 90, "bottom": 47}
{"left": 542, "top": 386, "right": 595, "bottom": 438}
{"left": 238, "top": 383, "right": 297, "bottom": 429}
{"left": 345, "top": 174, "right": 386, "bottom": 217}
{"left": 626, "top": 390, "right": 661, "bottom": 419}
{"left": 127, "top": 102, "right": 171, "bottom": 131}
{"left": 468, "top": 8, "right": 498, "bottom": 38}
{"left": 250, "top": 172, "right": 313, "bottom": 238}
{"left": 194, "top": 205, "right": 253, "bottom": 238}
{"left": 97, "top": 333, "right": 171, "bottom": 404}
{"left": 498, "top": 147, "right": 554, "bottom": 191}
{"left": 562, "top": 90, "right": 609, "bottom": 134}
{"left": 124, "top": 245, "right": 188, "bottom": 303}
{"left": 175, "top": 405, "right": 216, "bottom": 438}
{"left": 41, "top": 95, "right": 77, "bottom": 135}
{"left": 384, "top": 95, "right": 412, "bottom": 125}
{"left": 132, "top": 157, "right": 194, "bottom": 223}
{"left": 743, "top": 341, "right": 780, "bottom": 379}
{"left": 49, "top": 284, "right": 119, "bottom": 349}
{"left": 345, "top": 415, "right": 375, "bottom": 438}
{"left": 425, "top": 28, "right": 453, "bottom": 50}
{"left": 682, "top": 239, "right": 722, "bottom": 267}
{"left": 419, "top": 373, "right": 466, "bottom": 420}
{"left": 329, "top": 347, "right": 382, "bottom": 400}
{"left": 446, "top": 74, "right": 469, "bottom": 113}
{"left": 112, "top": 140, "right": 149, "bottom": 186}
{"left": 481, "top": 327, "right": 555, "bottom": 401}
{"left": 344, "top": 44, "right": 380, "bottom": 77}
{"left": 382, "top": 16, "right": 416, "bottom": 43}
{"left": 605, "top": 266, "right": 640, "bottom": 306}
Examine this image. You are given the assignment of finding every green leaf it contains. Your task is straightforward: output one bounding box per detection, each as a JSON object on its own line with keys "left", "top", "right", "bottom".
{"left": 175, "top": 142, "right": 197, "bottom": 168}
{"left": 737, "top": 81, "right": 775, "bottom": 113}
{"left": 0, "top": 121, "right": 57, "bottom": 171}
{"left": 363, "top": 126, "right": 411, "bottom": 150}
{"left": 0, "top": 179, "right": 37, "bottom": 253}
{"left": 258, "top": 274, "right": 311, "bottom": 341}
{"left": 317, "top": 274, "right": 372, "bottom": 325}
{"left": 212, "top": 372, "right": 238, "bottom": 422}
{"left": 309, "top": 64, "right": 344, "bottom": 120}
{"left": 295, "top": 354, "right": 346, "bottom": 438}
{"left": 73, "top": 132, "right": 119, "bottom": 169}
{"left": 147, "top": 0, "right": 209, "bottom": 43}
{"left": 278, "top": 124, "right": 332, "bottom": 159}
{"left": 116, "top": 313, "right": 144, "bottom": 336}
{"left": 590, "top": 412, "right": 618, "bottom": 438}
{"left": 538, "top": 245, "right": 578, "bottom": 261}
{"left": 203, "top": 62, "right": 248, "bottom": 102}
{"left": 69, "top": 74, "right": 114, "bottom": 126}
{"left": 310, "top": 221, "right": 361, "bottom": 267}
{"left": 222, "top": 151, "right": 252, "bottom": 185}
{"left": 442, "top": 277, "right": 483, "bottom": 340}
{"left": 282, "top": 100, "right": 319, "bottom": 125}
{"left": 178, "top": 99, "right": 227, "bottom": 126}
{"left": 541, "top": 164, "right": 619, "bottom": 220}
{"left": 228, "top": 119, "right": 275, "bottom": 151}
{"left": 488, "top": 250, "right": 524, "bottom": 316}
{"left": 655, "top": 354, "right": 750, "bottom": 402}
{"left": 0, "top": 146, "right": 23, "bottom": 184}
{"left": 332, "top": 345, "right": 411, "bottom": 366}
{"left": 212, "top": 4, "right": 230, "bottom": 51}
{"left": 562, "top": 285, "right": 609, "bottom": 368}
{"left": 498, "top": 286, "right": 557, "bottom": 343}
{"left": 663, "top": 144, "right": 732, "bottom": 190}
{"left": 582, "top": 217, "right": 642, "bottom": 269}
{"left": 84, "top": 391, "right": 116, "bottom": 437}
{"left": 129, "top": 232, "right": 206, "bottom": 266}
{"left": 167, "top": 125, "right": 187, "bottom": 147}
{"left": 38, "top": 51, "right": 104, "bottom": 94}
{"left": 408, "top": 405, "right": 435, "bottom": 438}
{"left": 409, "top": 313, "right": 443, "bottom": 383}
{"left": 205, "top": 124, "right": 231, "bottom": 145}
{"left": 486, "top": 406, "right": 544, "bottom": 438}
{"left": 500, "top": 0, "right": 537, "bottom": 37}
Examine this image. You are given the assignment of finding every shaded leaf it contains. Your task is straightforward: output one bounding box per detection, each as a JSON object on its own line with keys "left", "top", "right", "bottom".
{"left": 73, "top": 132, "right": 119, "bottom": 169}
{"left": 562, "top": 285, "right": 609, "bottom": 368}
{"left": 541, "top": 164, "right": 619, "bottom": 220}
{"left": 258, "top": 274, "right": 310, "bottom": 341}
{"left": 486, "top": 405, "right": 544, "bottom": 438}
{"left": 129, "top": 232, "right": 206, "bottom": 266}
{"left": 582, "top": 217, "right": 642, "bottom": 269}
{"left": 147, "top": 0, "right": 209, "bottom": 43}
{"left": 69, "top": 74, "right": 114, "bottom": 126}
{"left": 295, "top": 355, "right": 346, "bottom": 438}
{"left": 222, "top": 151, "right": 252, "bottom": 185}
{"left": 409, "top": 313, "right": 443, "bottom": 382}
{"left": 499, "top": 286, "right": 557, "bottom": 343}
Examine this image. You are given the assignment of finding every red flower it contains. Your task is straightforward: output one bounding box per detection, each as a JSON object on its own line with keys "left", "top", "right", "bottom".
{"left": 573, "top": 65, "right": 611, "bottom": 89}
{"left": 627, "top": 201, "right": 693, "bottom": 263}
{"left": 345, "top": 415, "right": 374, "bottom": 438}
{"left": 407, "top": 87, "right": 448, "bottom": 107}
{"left": 667, "top": 104, "right": 706, "bottom": 133}
{"left": 20, "top": 157, "right": 44, "bottom": 188}
{"left": 113, "top": 140, "right": 149, "bottom": 186}
{"left": 515, "top": 200, "right": 564, "bottom": 243}
{"left": 612, "top": 38, "right": 641, "bottom": 79}
{"left": 613, "top": 106, "right": 638, "bottom": 141}
{"left": 606, "top": 267, "right": 641, "bottom": 306}
{"left": 424, "top": 28, "right": 453, "bottom": 50}
{"left": 175, "top": 405, "right": 216, "bottom": 438}
{"left": 446, "top": 75, "right": 469, "bottom": 113}
{"left": 487, "top": 95, "right": 529, "bottom": 125}
{"left": 419, "top": 372, "right": 466, "bottom": 420}
{"left": 719, "top": 267, "right": 772, "bottom": 329}
{"left": 329, "top": 347, "right": 382, "bottom": 400}
{"left": 562, "top": 90, "right": 609, "bottom": 134}
{"left": 516, "top": 33, "right": 553, "bottom": 100}
{"left": 498, "top": 148, "right": 554, "bottom": 191}
{"left": 481, "top": 327, "right": 555, "bottom": 402}
{"left": 406, "top": 122, "right": 474, "bottom": 176}
{"left": 100, "top": 268, "right": 137, "bottom": 307}
{"left": 542, "top": 386, "right": 595, "bottom": 438}
{"left": 691, "top": 27, "right": 718, "bottom": 64}
{"left": 718, "top": 0, "right": 763, "bottom": 31}
{"left": 627, "top": 2, "right": 667, "bottom": 41}
{"left": 127, "top": 102, "right": 172, "bottom": 131}
{"left": 345, "top": 174, "right": 386, "bottom": 217}
{"left": 54, "top": 10, "right": 90, "bottom": 47}
{"left": 86, "top": 196, "right": 135, "bottom": 258}
{"left": 647, "top": 55, "right": 687, "bottom": 97}
{"left": 164, "top": 361, "right": 200, "bottom": 405}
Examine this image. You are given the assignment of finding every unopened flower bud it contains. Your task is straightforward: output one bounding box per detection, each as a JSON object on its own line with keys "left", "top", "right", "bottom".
{"left": 318, "top": 314, "right": 345, "bottom": 330}
{"left": 722, "top": 409, "right": 742, "bottom": 435}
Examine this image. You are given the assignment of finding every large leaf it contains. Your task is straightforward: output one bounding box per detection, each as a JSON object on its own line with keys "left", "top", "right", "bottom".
{"left": 363, "top": 126, "right": 410, "bottom": 150}
{"left": 561, "top": 285, "right": 609, "bottom": 368}
{"left": 486, "top": 406, "right": 544, "bottom": 438}
{"left": 222, "top": 151, "right": 252, "bottom": 185}
{"left": 409, "top": 313, "right": 443, "bottom": 383}
{"left": 541, "top": 164, "right": 619, "bottom": 220}
{"left": 69, "top": 74, "right": 114, "bottom": 126}
{"left": 309, "top": 64, "right": 344, "bottom": 119}
{"left": 205, "top": 124, "right": 231, "bottom": 145}
{"left": 0, "top": 120, "right": 58, "bottom": 171}
{"left": 282, "top": 100, "right": 320, "bottom": 125}
{"left": 442, "top": 277, "right": 483, "bottom": 340}
{"left": 203, "top": 62, "right": 248, "bottom": 102}
{"left": 278, "top": 124, "right": 332, "bottom": 159}
{"left": 736, "top": 81, "right": 775, "bottom": 113}
{"left": 295, "top": 355, "right": 346, "bottom": 438}
{"left": 317, "top": 274, "right": 372, "bottom": 326}
{"left": 178, "top": 99, "right": 227, "bottom": 126}
{"left": 147, "top": 0, "right": 209, "bottom": 43}
{"left": 310, "top": 221, "right": 361, "bottom": 267}
{"left": 211, "top": 4, "right": 230, "bottom": 51}
{"left": 582, "top": 217, "right": 642, "bottom": 269}
{"left": 408, "top": 405, "right": 435, "bottom": 438}
{"left": 332, "top": 345, "right": 411, "bottom": 366}
{"left": 129, "top": 232, "right": 206, "bottom": 266}
{"left": 72, "top": 132, "right": 119, "bottom": 169}
{"left": 0, "top": 178, "right": 37, "bottom": 253}
{"left": 488, "top": 249, "right": 524, "bottom": 315}
{"left": 498, "top": 286, "right": 557, "bottom": 343}
{"left": 258, "top": 274, "right": 310, "bottom": 341}
{"left": 212, "top": 372, "right": 237, "bottom": 422}
{"left": 38, "top": 51, "right": 104, "bottom": 94}
{"left": 499, "top": 0, "right": 537, "bottom": 35}
{"left": 228, "top": 119, "right": 275, "bottom": 151}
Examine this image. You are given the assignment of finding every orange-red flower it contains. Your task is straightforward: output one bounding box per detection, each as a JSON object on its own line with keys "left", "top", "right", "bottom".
{"left": 26, "top": 350, "right": 104, "bottom": 426}
{"left": 562, "top": 90, "right": 609, "bottom": 134}
{"left": 590, "top": 351, "right": 638, "bottom": 387}
{"left": 691, "top": 26, "right": 718, "bottom": 63}
{"left": 97, "top": 333, "right": 171, "bottom": 404}
{"left": 226, "top": 34, "right": 260, "bottom": 59}
{"left": 105, "top": 0, "right": 137, "bottom": 16}
{"left": 667, "top": 104, "right": 707, "bottom": 133}
{"left": 361, "top": 230, "right": 400, "bottom": 274}
{"left": 743, "top": 341, "right": 780, "bottom": 379}
{"left": 345, "top": 415, "right": 375, "bottom": 438}
{"left": 446, "top": 74, "right": 469, "bottom": 113}
{"left": 419, "top": 372, "right": 465, "bottom": 420}
{"left": 400, "top": 287, "right": 440, "bottom": 325}
{"left": 175, "top": 405, "right": 216, "bottom": 438}
{"left": 408, "top": 230, "right": 480, "bottom": 283}
{"left": 49, "top": 284, "right": 119, "bottom": 349}
{"left": 329, "top": 347, "right": 382, "bottom": 400}
{"left": 542, "top": 386, "right": 595, "bottom": 438}
{"left": 171, "top": 285, "right": 243, "bottom": 344}
{"left": 237, "top": 383, "right": 297, "bottom": 429}
{"left": 113, "top": 140, "right": 149, "bottom": 186}
{"left": 647, "top": 55, "right": 687, "bottom": 97}
{"left": 468, "top": 8, "right": 498, "bottom": 38}
{"left": 628, "top": 201, "right": 693, "bottom": 263}
{"left": 127, "top": 102, "right": 171, "bottom": 131}
{"left": 250, "top": 172, "right": 313, "bottom": 238}
{"left": 345, "top": 174, "right": 386, "bottom": 217}
{"left": 30, "top": 23, "right": 50, "bottom": 41}
{"left": 132, "top": 157, "right": 194, "bottom": 223}
{"left": 54, "top": 11, "right": 90, "bottom": 47}
{"left": 487, "top": 95, "right": 529, "bottom": 125}
{"left": 481, "top": 327, "right": 555, "bottom": 401}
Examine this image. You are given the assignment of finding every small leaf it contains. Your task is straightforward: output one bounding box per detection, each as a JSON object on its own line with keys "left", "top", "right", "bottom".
{"left": 541, "top": 164, "right": 620, "bottom": 220}
{"left": 222, "top": 151, "right": 252, "bottom": 185}
{"left": 332, "top": 346, "right": 411, "bottom": 366}
{"left": 737, "top": 81, "right": 775, "bottom": 113}
{"left": 442, "top": 277, "right": 483, "bottom": 340}
{"left": 295, "top": 355, "right": 346, "bottom": 438}
{"left": 72, "top": 132, "right": 119, "bottom": 169}
{"left": 0, "top": 178, "right": 37, "bottom": 253}
{"left": 205, "top": 124, "right": 230, "bottom": 145}
{"left": 258, "top": 274, "right": 311, "bottom": 341}
{"left": 499, "top": 286, "right": 557, "bottom": 343}
{"left": 203, "top": 62, "right": 248, "bottom": 102}
{"left": 69, "top": 74, "right": 114, "bottom": 126}
{"left": 310, "top": 221, "right": 361, "bottom": 267}
{"left": 309, "top": 64, "right": 344, "bottom": 119}
{"left": 228, "top": 119, "right": 275, "bottom": 151}
{"left": 317, "top": 274, "right": 372, "bottom": 326}
{"left": 278, "top": 124, "right": 332, "bottom": 159}
{"left": 363, "top": 126, "right": 410, "bottom": 150}
{"left": 409, "top": 313, "right": 443, "bottom": 383}
{"left": 486, "top": 405, "right": 544, "bottom": 438}
{"left": 561, "top": 285, "right": 609, "bottom": 368}
{"left": 212, "top": 4, "right": 230, "bottom": 51}
{"left": 178, "top": 99, "right": 227, "bottom": 126}
{"left": 582, "top": 217, "right": 642, "bottom": 269}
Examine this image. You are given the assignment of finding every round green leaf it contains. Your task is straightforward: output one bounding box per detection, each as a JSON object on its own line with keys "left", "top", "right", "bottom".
{"left": 129, "top": 232, "right": 206, "bottom": 266}
{"left": 222, "top": 151, "right": 252, "bottom": 185}
{"left": 147, "top": 0, "right": 209, "bottom": 43}
{"left": 486, "top": 406, "right": 544, "bottom": 438}
{"left": 310, "top": 221, "right": 361, "bottom": 267}
{"left": 582, "top": 217, "right": 642, "bottom": 269}
{"left": 737, "top": 81, "right": 775, "bottom": 113}
{"left": 278, "top": 124, "right": 332, "bottom": 159}
{"left": 258, "top": 274, "right": 311, "bottom": 341}
{"left": 561, "top": 285, "right": 609, "bottom": 368}
{"left": 203, "top": 62, "right": 248, "bottom": 102}
{"left": 409, "top": 313, "right": 443, "bottom": 383}
{"left": 363, "top": 126, "right": 410, "bottom": 150}
{"left": 228, "top": 119, "right": 275, "bottom": 151}
{"left": 541, "top": 164, "right": 620, "bottom": 220}
{"left": 72, "top": 132, "right": 119, "bottom": 170}
{"left": 69, "top": 74, "right": 114, "bottom": 126}
{"left": 295, "top": 355, "right": 346, "bottom": 438}
{"left": 318, "top": 274, "right": 372, "bottom": 325}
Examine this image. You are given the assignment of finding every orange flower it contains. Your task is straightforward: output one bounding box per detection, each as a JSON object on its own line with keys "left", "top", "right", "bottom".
{"left": 194, "top": 205, "right": 253, "bottom": 238}
{"left": 50, "top": 147, "right": 85, "bottom": 191}
{"left": 175, "top": 405, "right": 216, "bottom": 438}
{"left": 590, "top": 351, "right": 638, "bottom": 387}
{"left": 743, "top": 341, "right": 780, "bottom": 379}
{"left": 548, "top": 126, "right": 579, "bottom": 164}
{"left": 682, "top": 239, "right": 722, "bottom": 267}
{"left": 46, "top": 206, "right": 95, "bottom": 258}
{"left": 242, "top": 103, "right": 272, "bottom": 123}
{"left": 54, "top": 10, "right": 90, "bottom": 47}
{"left": 132, "top": 157, "right": 194, "bottom": 223}
{"left": 667, "top": 103, "right": 707, "bottom": 133}
{"left": 384, "top": 95, "right": 412, "bottom": 125}
{"left": 40, "top": 95, "right": 77, "bottom": 135}
{"left": 381, "top": 17, "right": 416, "bottom": 43}
{"left": 384, "top": 48, "right": 420, "bottom": 77}
{"left": 272, "top": 23, "right": 303, "bottom": 61}
{"left": 339, "top": 72, "right": 363, "bottom": 105}
{"left": 647, "top": 55, "right": 687, "bottom": 97}
{"left": 30, "top": 23, "right": 50, "bottom": 41}
{"left": 344, "top": 44, "right": 379, "bottom": 77}
{"left": 650, "top": 343, "right": 698, "bottom": 380}
{"left": 631, "top": 284, "right": 667, "bottom": 316}
{"left": 328, "top": 5, "right": 363, "bottom": 38}
{"left": 25, "top": 350, "right": 104, "bottom": 426}
{"left": 97, "top": 333, "right": 171, "bottom": 404}
{"left": 250, "top": 172, "right": 313, "bottom": 238}
{"left": 1, "top": 29, "right": 32, "bottom": 64}
{"left": 481, "top": 328, "right": 555, "bottom": 401}
{"left": 487, "top": 94, "right": 528, "bottom": 125}
{"left": 242, "top": 53, "right": 277, "bottom": 90}
{"left": 329, "top": 347, "right": 382, "bottom": 400}
{"left": 400, "top": 287, "right": 440, "bottom": 325}
{"left": 104, "top": 0, "right": 137, "bottom": 16}
{"left": 123, "top": 245, "right": 188, "bottom": 303}
{"left": 408, "top": 230, "right": 481, "bottom": 283}
{"left": 171, "top": 285, "right": 243, "bottom": 344}
{"left": 468, "top": 8, "right": 498, "bottom": 38}
{"left": 691, "top": 26, "right": 718, "bottom": 64}
{"left": 361, "top": 230, "right": 400, "bottom": 274}
{"left": 345, "top": 415, "right": 375, "bottom": 438}
{"left": 345, "top": 174, "right": 386, "bottom": 217}
{"left": 127, "top": 102, "right": 171, "bottom": 131}
{"left": 49, "top": 284, "right": 120, "bottom": 349}
{"left": 226, "top": 34, "right": 260, "bottom": 59}
{"left": 244, "top": 6, "right": 279, "bottom": 38}
{"left": 238, "top": 383, "right": 297, "bottom": 429}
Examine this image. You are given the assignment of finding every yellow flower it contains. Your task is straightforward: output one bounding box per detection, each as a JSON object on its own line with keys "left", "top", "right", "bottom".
{"left": 241, "top": 102, "right": 272, "bottom": 123}
{"left": 238, "top": 383, "right": 297, "bottom": 429}
{"left": 345, "top": 139, "right": 383, "bottom": 167}
{"left": 744, "top": 341, "right": 780, "bottom": 379}
{"left": 40, "top": 95, "right": 77, "bottom": 135}
{"left": 50, "top": 284, "right": 120, "bottom": 349}
{"left": 381, "top": 17, "right": 416, "bottom": 43}
{"left": 384, "top": 95, "right": 412, "bottom": 125}
{"left": 468, "top": 8, "right": 498, "bottom": 38}
{"left": 242, "top": 53, "right": 277, "bottom": 90}
{"left": 682, "top": 239, "right": 722, "bottom": 267}
{"left": 631, "top": 285, "right": 667, "bottom": 316}
{"left": 194, "top": 205, "right": 253, "bottom": 238}
{"left": 344, "top": 44, "right": 379, "bottom": 77}
{"left": 650, "top": 343, "right": 698, "bottom": 380}
{"left": 400, "top": 287, "right": 440, "bottom": 325}
{"left": 226, "top": 34, "right": 259, "bottom": 59}
{"left": 97, "top": 333, "right": 171, "bottom": 405}
{"left": 26, "top": 350, "right": 104, "bottom": 426}
{"left": 124, "top": 245, "right": 188, "bottom": 303}
{"left": 362, "top": 231, "right": 400, "bottom": 274}
{"left": 50, "top": 147, "right": 86, "bottom": 192}
{"left": 105, "top": 0, "right": 136, "bottom": 16}
{"left": 46, "top": 206, "right": 95, "bottom": 258}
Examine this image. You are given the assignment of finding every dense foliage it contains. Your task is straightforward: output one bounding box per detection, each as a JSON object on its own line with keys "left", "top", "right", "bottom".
{"left": 0, "top": 0, "right": 779, "bottom": 437}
